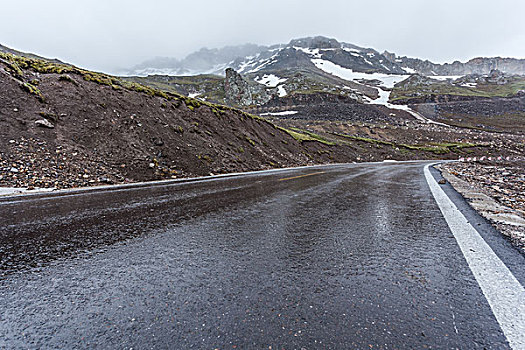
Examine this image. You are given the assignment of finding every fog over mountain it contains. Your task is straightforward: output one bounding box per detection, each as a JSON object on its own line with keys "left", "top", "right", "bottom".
{"left": 0, "top": 0, "right": 524, "bottom": 74}
{"left": 123, "top": 36, "right": 525, "bottom": 77}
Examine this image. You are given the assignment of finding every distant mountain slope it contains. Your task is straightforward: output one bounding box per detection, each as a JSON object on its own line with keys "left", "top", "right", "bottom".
{"left": 127, "top": 44, "right": 267, "bottom": 76}
{"left": 124, "top": 45, "right": 525, "bottom": 128}
{"left": 388, "top": 54, "right": 525, "bottom": 76}
{"left": 124, "top": 36, "right": 525, "bottom": 77}
{"left": 122, "top": 36, "right": 525, "bottom": 126}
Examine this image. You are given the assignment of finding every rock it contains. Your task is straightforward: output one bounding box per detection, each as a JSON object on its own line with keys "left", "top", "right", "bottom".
{"left": 9, "top": 167, "right": 19, "bottom": 173}
{"left": 35, "top": 119, "right": 54, "bottom": 128}
{"left": 99, "top": 177, "right": 113, "bottom": 184}
{"left": 224, "top": 68, "right": 274, "bottom": 106}
{"left": 438, "top": 179, "right": 447, "bottom": 184}
{"left": 487, "top": 69, "right": 507, "bottom": 85}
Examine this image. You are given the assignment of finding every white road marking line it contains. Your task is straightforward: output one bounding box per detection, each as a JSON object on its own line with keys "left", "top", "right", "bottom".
{"left": 424, "top": 164, "right": 525, "bottom": 350}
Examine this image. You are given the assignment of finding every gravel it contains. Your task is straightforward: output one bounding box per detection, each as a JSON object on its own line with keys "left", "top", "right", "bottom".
{"left": 439, "top": 160, "right": 525, "bottom": 253}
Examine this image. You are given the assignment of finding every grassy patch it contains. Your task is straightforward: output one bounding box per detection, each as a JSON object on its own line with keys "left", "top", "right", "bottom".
{"left": 20, "top": 82, "right": 44, "bottom": 102}
{"left": 278, "top": 127, "right": 336, "bottom": 145}
{"left": 245, "top": 136, "right": 256, "bottom": 146}
{"left": 333, "top": 133, "right": 483, "bottom": 154}
{"left": 197, "top": 154, "right": 213, "bottom": 163}
{"left": 172, "top": 125, "right": 184, "bottom": 134}
{"left": 0, "top": 55, "right": 25, "bottom": 78}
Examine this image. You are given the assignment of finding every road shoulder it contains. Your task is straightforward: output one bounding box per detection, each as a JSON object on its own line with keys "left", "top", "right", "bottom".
{"left": 425, "top": 163, "right": 525, "bottom": 350}
{"left": 436, "top": 163, "right": 525, "bottom": 254}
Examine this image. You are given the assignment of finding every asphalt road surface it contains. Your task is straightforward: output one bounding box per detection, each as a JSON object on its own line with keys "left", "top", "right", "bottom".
{"left": 1, "top": 161, "right": 524, "bottom": 349}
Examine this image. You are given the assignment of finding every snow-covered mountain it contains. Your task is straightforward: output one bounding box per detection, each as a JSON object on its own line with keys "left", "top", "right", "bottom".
{"left": 124, "top": 36, "right": 525, "bottom": 77}
{"left": 123, "top": 36, "right": 525, "bottom": 125}
{"left": 125, "top": 44, "right": 267, "bottom": 76}
{"left": 124, "top": 37, "right": 409, "bottom": 77}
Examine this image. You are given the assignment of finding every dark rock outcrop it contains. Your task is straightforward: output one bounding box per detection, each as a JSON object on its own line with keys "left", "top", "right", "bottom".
{"left": 224, "top": 68, "right": 274, "bottom": 106}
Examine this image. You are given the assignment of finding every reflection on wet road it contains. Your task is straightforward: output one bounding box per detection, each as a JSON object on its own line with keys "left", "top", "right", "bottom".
{"left": 0, "top": 162, "right": 515, "bottom": 348}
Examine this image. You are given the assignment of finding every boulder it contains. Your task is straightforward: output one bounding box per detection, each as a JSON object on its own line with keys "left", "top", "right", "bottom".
{"left": 35, "top": 119, "right": 54, "bottom": 128}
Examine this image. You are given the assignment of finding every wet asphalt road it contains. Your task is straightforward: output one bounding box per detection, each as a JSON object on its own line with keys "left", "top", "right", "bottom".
{"left": 0, "top": 161, "right": 522, "bottom": 349}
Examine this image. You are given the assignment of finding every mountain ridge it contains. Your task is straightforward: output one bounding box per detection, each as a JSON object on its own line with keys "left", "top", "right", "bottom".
{"left": 123, "top": 36, "right": 525, "bottom": 77}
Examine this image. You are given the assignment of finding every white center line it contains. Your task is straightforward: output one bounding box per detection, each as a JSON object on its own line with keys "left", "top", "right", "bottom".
{"left": 424, "top": 164, "right": 525, "bottom": 350}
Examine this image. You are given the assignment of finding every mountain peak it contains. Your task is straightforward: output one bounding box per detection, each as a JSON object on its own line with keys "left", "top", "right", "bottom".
{"left": 288, "top": 36, "right": 341, "bottom": 49}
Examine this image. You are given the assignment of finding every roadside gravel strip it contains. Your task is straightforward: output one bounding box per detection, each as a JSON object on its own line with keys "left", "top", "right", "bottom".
{"left": 425, "top": 164, "right": 525, "bottom": 350}
{"left": 438, "top": 161, "right": 525, "bottom": 253}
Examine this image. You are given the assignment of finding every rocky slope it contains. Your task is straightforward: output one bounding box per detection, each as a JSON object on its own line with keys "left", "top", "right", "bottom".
{"left": 0, "top": 52, "right": 355, "bottom": 189}
{"left": 3, "top": 50, "right": 517, "bottom": 191}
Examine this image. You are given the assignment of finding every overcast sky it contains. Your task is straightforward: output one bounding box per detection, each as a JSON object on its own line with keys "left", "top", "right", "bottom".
{"left": 1, "top": 0, "right": 524, "bottom": 74}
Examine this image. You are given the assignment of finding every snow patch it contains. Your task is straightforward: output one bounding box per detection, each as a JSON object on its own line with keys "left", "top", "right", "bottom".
{"left": 312, "top": 59, "right": 408, "bottom": 88}
{"left": 260, "top": 111, "right": 298, "bottom": 116}
{"left": 368, "top": 88, "right": 449, "bottom": 126}
{"left": 432, "top": 75, "right": 463, "bottom": 81}
{"left": 244, "top": 52, "right": 280, "bottom": 73}
{"left": 277, "top": 85, "right": 287, "bottom": 97}
{"left": 343, "top": 47, "right": 362, "bottom": 53}
{"left": 294, "top": 47, "right": 322, "bottom": 58}
{"left": 312, "top": 58, "right": 448, "bottom": 126}
{"left": 188, "top": 92, "right": 201, "bottom": 98}
{"left": 237, "top": 56, "right": 257, "bottom": 73}
{"left": 255, "top": 74, "right": 287, "bottom": 88}
{"left": 402, "top": 67, "right": 417, "bottom": 74}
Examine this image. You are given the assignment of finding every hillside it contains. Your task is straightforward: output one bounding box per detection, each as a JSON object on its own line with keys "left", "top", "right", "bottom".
{"left": 0, "top": 51, "right": 351, "bottom": 189}
{"left": 2, "top": 50, "right": 520, "bottom": 190}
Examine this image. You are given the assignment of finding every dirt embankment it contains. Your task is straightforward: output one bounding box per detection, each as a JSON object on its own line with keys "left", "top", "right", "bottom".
{"left": 1, "top": 54, "right": 355, "bottom": 189}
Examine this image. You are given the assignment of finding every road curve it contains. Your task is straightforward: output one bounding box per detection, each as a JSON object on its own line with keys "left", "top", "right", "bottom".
{"left": 0, "top": 161, "right": 523, "bottom": 349}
